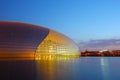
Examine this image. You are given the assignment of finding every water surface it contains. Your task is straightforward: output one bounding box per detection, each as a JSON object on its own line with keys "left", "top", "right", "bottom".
{"left": 1, "top": 57, "right": 120, "bottom": 80}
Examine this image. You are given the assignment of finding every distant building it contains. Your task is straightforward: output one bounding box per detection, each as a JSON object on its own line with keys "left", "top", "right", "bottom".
{"left": 81, "top": 50, "right": 99, "bottom": 56}
{"left": 100, "top": 50, "right": 111, "bottom": 56}
{"left": 81, "top": 49, "right": 114, "bottom": 56}
{"left": 112, "top": 50, "right": 120, "bottom": 56}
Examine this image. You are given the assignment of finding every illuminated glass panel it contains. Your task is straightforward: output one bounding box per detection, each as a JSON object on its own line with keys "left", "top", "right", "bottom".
{"left": 35, "top": 30, "right": 80, "bottom": 58}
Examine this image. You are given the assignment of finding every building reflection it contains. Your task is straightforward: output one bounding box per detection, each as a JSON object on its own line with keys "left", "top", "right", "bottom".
{"left": 35, "top": 57, "right": 78, "bottom": 80}
{"left": 0, "top": 60, "right": 37, "bottom": 80}
{"left": 0, "top": 56, "right": 79, "bottom": 80}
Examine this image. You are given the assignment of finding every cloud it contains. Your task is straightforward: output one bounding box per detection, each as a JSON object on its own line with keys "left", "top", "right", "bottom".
{"left": 79, "top": 39, "right": 120, "bottom": 51}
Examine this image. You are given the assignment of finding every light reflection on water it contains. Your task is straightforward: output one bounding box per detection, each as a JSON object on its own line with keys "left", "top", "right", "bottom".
{"left": 101, "top": 57, "right": 110, "bottom": 80}
{"left": 1, "top": 57, "right": 120, "bottom": 80}
{"left": 36, "top": 58, "right": 78, "bottom": 80}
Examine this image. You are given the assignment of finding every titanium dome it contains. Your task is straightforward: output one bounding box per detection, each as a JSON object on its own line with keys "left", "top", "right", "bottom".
{"left": 0, "top": 21, "right": 80, "bottom": 59}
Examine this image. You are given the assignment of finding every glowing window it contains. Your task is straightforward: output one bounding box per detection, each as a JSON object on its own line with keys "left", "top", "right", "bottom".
{"left": 35, "top": 30, "right": 79, "bottom": 58}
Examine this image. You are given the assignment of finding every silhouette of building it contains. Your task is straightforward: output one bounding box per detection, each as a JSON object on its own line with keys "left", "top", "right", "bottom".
{"left": 0, "top": 21, "right": 80, "bottom": 59}
{"left": 81, "top": 50, "right": 99, "bottom": 56}
{"left": 112, "top": 50, "right": 120, "bottom": 56}
{"left": 81, "top": 49, "right": 120, "bottom": 56}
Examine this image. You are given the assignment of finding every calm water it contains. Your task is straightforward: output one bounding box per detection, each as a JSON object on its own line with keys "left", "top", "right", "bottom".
{"left": 1, "top": 57, "right": 120, "bottom": 80}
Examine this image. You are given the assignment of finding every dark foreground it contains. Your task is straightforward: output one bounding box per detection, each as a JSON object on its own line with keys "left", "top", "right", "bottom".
{"left": 1, "top": 57, "right": 120, "bottom": 80}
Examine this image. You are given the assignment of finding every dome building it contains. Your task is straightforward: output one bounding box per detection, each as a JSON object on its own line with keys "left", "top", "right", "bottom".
{"left": 0, "top": 21, "right": 80, "bottom": 60}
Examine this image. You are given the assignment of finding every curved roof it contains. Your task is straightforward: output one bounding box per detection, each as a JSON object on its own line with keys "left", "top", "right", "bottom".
{"left": 0, "top": 21, "right": 80, "bottom": 59}
{"left": 0, "top": 21, "right": 49, "bottom": 55}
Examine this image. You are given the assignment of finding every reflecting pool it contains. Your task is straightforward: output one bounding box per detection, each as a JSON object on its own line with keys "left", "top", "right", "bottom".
{"left": 1, "top": 57, "right": 120, "bottom": 80}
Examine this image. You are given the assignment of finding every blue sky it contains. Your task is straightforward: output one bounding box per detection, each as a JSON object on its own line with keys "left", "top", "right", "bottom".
{"left": 1, "top": 0, "right": 120, "bottom": 50}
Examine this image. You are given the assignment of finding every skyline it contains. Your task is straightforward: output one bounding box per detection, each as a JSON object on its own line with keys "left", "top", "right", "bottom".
{"left": 1, "top": 0, "right": 120, "bottom": 50}
{"left": 79, "top": 39, "right": 120, "bottom": 51}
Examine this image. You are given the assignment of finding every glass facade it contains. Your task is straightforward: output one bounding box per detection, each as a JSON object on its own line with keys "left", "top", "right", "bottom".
{"left": 0, "top": 21, "right": 80, "bottom": 60}
{"left": 35, "top": 30, "right": 80, "bottom": 59}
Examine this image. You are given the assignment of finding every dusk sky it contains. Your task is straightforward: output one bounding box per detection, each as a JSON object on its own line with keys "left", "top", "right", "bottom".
{"left": 1, "top": 0, "right": 120, "bottom": 51}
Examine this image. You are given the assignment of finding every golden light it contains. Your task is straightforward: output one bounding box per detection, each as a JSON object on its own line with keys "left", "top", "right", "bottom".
{"left": 35, "top": 30, "right": 80, "bottom": 60}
